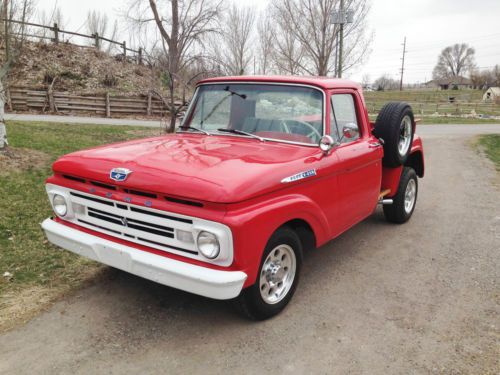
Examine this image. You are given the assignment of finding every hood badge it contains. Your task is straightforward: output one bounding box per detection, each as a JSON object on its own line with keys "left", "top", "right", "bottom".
{"left": 110, "top": 168, "right": 133, "bottom": 182}
{"left": 281, "top": 169, "right": 317, "bottom": 183}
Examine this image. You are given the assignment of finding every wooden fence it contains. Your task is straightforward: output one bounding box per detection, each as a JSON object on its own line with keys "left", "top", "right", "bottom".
{"left": 7, "top": 87, "right": 187, "bottom": 118}
{"left": 3, "top": 18, "right": 143, "bottom": 64}
{"left": 365, "top": 101, "right": 500, "bottom": 118}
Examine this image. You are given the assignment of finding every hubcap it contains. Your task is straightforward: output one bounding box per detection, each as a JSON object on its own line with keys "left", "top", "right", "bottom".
{"left": 398, "top": 116, "right": 412, "bottom": 157}
{"left": 404, "top": 178, "right": 417, "bottom": 214}
{"left": 259, "top": 244, "right": 297, "bottom": 304}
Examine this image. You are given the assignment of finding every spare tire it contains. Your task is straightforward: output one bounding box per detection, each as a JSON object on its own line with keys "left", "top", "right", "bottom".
{"left": 373, "top": 102, "right": 414, "bottom": 167}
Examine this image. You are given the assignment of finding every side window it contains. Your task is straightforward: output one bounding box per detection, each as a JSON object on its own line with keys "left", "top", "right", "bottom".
{"left": 331, "top": 94, "right": 359, "bottom": 143}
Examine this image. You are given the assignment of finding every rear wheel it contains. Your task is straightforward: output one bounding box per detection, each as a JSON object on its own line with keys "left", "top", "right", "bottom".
{"left": 383, "top": 167, "right": 418, "bottom": 223}
{"left": 236, "top": 227, "right": 302, "bottom": 320}
{"left": 374, "top": 102, "right": 415, "bottom": 167}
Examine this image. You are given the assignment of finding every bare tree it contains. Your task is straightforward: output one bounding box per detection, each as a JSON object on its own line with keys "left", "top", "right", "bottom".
{"left": 209, "top": 4, "right": 255, "bottom": 75}
{"left": 373, "top": 74, "right": 399, "bottom": 91}
{"left": 361, "top": 73, "right": 370, "bottom": 88}
{"left": 36, "top": 5, "right": 65, "bottom": 40}
{"left": 470, "top": 65, "right": 500, "bottom": 89}
{"left": 127, "top": 0, "right": 222, "bottom": 132}
{"left": 432, "top": 43, "right": 476, "bottom": 80}
{"left": 270, "top": 0, "right": 371, "bottom": 76}
{"left": 86, "top": 10, "right": 118, "bottom": 53}
{"left": 256, "top": 13, "right": 274, "bottom": 74}
{"left": 272, "top": 24, "right": 304, "bottom": 75}
{"left": 1, "top": 0, "right": 34, "bottom": 149}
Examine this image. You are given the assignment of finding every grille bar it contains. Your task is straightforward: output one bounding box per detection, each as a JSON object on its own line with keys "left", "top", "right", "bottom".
{"left": 70, "top": 192, "right": 114, "bottom": 206}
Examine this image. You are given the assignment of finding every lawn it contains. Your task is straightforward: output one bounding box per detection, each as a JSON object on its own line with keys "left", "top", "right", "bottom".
{"left": 477, "top": 134, "right": 500, "bottom": 171}
{"left": 0, "top": 121, "right": 160, "bottom": 331}
{"left": 364, "top": 89, "right": 500, "bottom": 119}
{"left": 367, "top": 115, "right": 500, "bottom": 125}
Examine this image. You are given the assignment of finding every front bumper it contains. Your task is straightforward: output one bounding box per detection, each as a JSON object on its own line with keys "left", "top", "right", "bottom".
{"left": 42, "top": 218, "right": 247, "bottom": 300}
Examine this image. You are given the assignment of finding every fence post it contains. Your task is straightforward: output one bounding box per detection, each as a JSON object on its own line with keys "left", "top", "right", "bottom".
{"left": 122, "top": 41, "right": 127, "bottom": 58}
{"left": 5, "top": 86, "right": 12, "bottom": 111}
{"left": 147, "top": 91, "right": 152, "bottom": 116}
{"left": 53, "top": 23, "right": 59, "bottom": 44}
{"left": 94, "top": 32, "right": 100, "bottom": 49}
{"left": 138, "top": 47, "right": 143, "bottom": 65}
{"left": 47, "top": 86, "right": 55, "bottom": 113}
{"left": 105, "top": 92, "right": 111, "bottom": 118}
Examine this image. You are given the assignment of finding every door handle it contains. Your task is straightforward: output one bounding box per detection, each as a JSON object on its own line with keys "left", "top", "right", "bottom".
{"left": 368, "top": 142, "right": 382, "bottom": 148}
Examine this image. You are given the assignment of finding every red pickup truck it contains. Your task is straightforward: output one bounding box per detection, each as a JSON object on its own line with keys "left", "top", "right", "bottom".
{"left": 42, "top": 76, "right": 424, "bottom": 320}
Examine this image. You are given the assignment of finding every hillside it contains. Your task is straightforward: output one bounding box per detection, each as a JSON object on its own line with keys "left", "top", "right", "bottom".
{"left": 7, "top": 42, "right": 164, "bottom": 96}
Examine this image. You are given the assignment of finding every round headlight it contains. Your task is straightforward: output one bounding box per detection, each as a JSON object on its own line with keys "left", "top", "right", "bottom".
{"left": 197, "top": 231, "right": 220, "bottom": 259}
{"left": 52, "top": 194, "right": 68, "bottom": 217}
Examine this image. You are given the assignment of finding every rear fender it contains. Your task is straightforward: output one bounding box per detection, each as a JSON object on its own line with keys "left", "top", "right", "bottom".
{"left": 383, "top": 135, "right": 424, "bottom": 197}
{"left": 407, "top": 136, "right": 425, "bottom": 177}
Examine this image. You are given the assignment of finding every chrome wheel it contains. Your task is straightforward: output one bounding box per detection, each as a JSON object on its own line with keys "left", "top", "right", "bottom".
{"left": 398, "top": 115, "right": 412, "bottom": 157}
{"left": 259, "top": 244, "right": 297, "bottom": 305}
{"left": 404, "top": 178, "right": 417, "bottom": 214}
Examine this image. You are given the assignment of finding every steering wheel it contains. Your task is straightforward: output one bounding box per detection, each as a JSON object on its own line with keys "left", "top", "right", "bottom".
{"left": 280, "top": 119, "right": 322, "bottom": 143}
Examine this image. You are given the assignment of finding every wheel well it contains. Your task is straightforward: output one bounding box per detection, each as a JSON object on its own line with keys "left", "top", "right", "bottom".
{"left": 406, "top": 150, "right": 424, "bottom": 177}
{"left": 282, "top": 219, "right": 316, "bottom": 251}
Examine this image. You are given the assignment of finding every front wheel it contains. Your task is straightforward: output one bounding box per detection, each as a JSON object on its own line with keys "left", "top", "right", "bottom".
{"left": 383, "top": 167, "right": 418, "bottom": 224}
{"left": 236, "top": 227, "right": 303, "bottom": 320}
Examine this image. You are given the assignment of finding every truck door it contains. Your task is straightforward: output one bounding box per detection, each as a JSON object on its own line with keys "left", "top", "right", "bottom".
{"left": 329, "top": 90, "right": 383, "bottom": 232}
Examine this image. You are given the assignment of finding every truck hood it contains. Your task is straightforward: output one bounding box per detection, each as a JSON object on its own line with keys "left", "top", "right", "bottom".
{"left": 52, "top": 134, "right": 322, "bottom": 203}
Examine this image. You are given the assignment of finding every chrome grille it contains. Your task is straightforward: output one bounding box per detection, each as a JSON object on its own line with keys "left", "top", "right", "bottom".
{"left": 68, "top": 191, "right": 198, "bottom": 257}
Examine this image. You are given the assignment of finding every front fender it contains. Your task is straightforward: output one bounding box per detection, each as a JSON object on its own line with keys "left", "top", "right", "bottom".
{"left": 225, "top": 194, "right": 330, "bottom": 287}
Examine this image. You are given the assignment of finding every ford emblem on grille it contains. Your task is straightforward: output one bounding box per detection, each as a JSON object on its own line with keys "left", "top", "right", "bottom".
{"left": 110, "top": 168, "right": 132, "bottom": 182}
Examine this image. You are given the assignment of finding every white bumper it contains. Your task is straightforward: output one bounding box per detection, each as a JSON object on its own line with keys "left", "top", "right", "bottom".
{"left": 42, "top": 218, "right": 247, "bottom": 300}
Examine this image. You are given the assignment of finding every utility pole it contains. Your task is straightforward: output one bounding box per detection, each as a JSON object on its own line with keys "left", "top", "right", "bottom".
{"left": 331, "top": 1, "right": 353, "bottom": 78}
{"left": 338, "top": 0, "right": 344, "bottom": 78}
{"left": 399, "top": 37, "right": 407, "bottom": 91}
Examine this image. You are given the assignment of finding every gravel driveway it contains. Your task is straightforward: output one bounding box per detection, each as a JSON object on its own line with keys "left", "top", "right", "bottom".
{"left": 0, "top": 127, "right": 499, "bottom": 374}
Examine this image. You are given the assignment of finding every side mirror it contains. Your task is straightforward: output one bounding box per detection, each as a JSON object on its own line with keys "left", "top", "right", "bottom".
{"left": 342, "top": 123, "right": 359, "bottom": 140}
{"left": 319, "top": 135, "right": 336, "bottom": 155}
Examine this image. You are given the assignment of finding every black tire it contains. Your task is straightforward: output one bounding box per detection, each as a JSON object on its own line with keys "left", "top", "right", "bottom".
{"left": 383, "top": 167, "right": 418, "bottom": 224}
{"left": 373, "top": 102, "right": 415, "bottom": 167}
{"left": 236, "top": 226, "right": 303, "bottom": 321}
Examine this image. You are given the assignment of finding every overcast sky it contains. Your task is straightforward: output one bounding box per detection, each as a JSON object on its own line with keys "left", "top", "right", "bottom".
{"left": 37, "top": 0, "right": 500, "bottom": 84}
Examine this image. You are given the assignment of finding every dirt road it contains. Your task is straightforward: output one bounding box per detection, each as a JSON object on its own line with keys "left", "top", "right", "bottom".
{"left": 0, "top": 129, "right": 499, "bottom": 374}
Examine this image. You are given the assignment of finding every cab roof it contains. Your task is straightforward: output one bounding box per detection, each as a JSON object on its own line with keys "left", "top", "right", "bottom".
{"left": 197, "top": 75, "right": 361, "bottom": 91}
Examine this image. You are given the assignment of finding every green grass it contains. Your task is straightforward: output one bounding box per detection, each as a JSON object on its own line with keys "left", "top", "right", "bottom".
{"left": 477, "top": 134, "right": 500, "bottom": 170}
{"left": 367, "top": 115, "right": 500, "bottom": 124}
{"left": 418, "top": 118, "right": 500, "bottom": 125}
{"left": 363, "top": 89, "right": 485, "bottom": 103}
{"left": 364, "top": 89, "right": 500, "bottom": 118}
{"left": 0, "top": 121, "right": 159, "bottom": 297}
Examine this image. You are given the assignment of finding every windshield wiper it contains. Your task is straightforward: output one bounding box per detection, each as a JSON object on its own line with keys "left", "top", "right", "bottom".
{"left": 177, "top": 126, "right": 210, "bottom": 135}
{"left": 217, "top": 128, "right": 264, "bottom": 141}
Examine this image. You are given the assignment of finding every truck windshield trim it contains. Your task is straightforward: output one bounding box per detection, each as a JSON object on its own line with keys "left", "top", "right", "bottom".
{"left": 180, "top": 82, "right": 326, "bottom": 147}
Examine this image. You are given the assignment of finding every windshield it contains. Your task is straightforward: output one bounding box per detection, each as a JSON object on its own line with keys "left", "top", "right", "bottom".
{"left": 182, "top": 84, "right": 324, "bottom": 145}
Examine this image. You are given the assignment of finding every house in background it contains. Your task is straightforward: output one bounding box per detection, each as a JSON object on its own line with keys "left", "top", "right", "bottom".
{"left": 425, "top": 76, "right": 473, "bottom": 90}
{"left": 483, "top": 87, "right": 500, "bottom": 101}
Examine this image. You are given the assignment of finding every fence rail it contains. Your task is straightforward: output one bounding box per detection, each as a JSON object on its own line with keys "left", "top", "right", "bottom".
{"left": 6, "top": 87, "right": 186, "bottom": 118}
{"left": 2, "top": 18, "right": 143, "bottom": 64}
